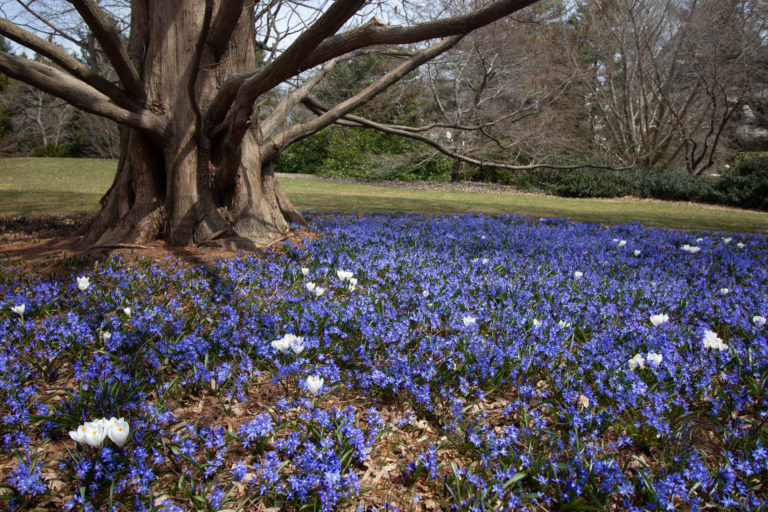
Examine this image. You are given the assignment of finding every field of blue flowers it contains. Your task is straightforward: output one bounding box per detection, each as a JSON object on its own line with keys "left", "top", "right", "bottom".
{"left": 1, "top": 212, "right": 767, "bottom": 511}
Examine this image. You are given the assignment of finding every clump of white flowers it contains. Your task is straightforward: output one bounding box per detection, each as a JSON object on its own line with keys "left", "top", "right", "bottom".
{"left": 752, "top": 315, "right": 766, "bottom": 327}
{"left": 305, "top": 282, "right": 326, "bottom": 297}
{"left": 272, "top": 333, "right": 305, "bottom": 354}
{"left": 573, "top": 271, "right": 583, "bottom": 280}
{"left": 681, "top": 244, "right": 701, "bottom": 254}
{"left": 649, "top": 314, "right": 669, "bottom": 327}
{"left": 462, "top": 315, "right": 477, "bottom": 327}
{"left": 628, "top": 353, "right": 646, "bottom": 371}
{"left": 702, "top": 329, "right": 728, "bottom": 352}
{"left": 69, "top": 417, "right": 130, "bottom": 447}
{"left": 336, "top": 269, "right": 354, "bottom": 282}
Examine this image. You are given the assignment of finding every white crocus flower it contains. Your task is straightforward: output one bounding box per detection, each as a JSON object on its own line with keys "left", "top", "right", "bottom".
{"left": 558, "top": 320, "right": 571, "bottom": 328}
{"left": 422, "top": 290, "right": 430, "bottom": 298}
{"left": 723, "top": 237, "right": 733, "bottom": 244}
{"left": 482, "top": 258, "right": 489, "bottom": 265}
{"left": 737, "top": 242, "right": 745, "bottom": 249}
{"left": 306, "top": 375, "right": 324, "bottom": 395}
{"left": 348, "top": 277, "right": 358, "bottom": 292}
{"left": 532, "top": 319, "right": 542, "bottom": 329}
{"left": 462, "top": 315, "right": 477, "bottom": 327}
{"left": 719, "top": 288, "right": 730, "bottom": 295}
{"left": 628, "top": 353, "right": 646, "bottom": 371}
{"left": 649, "top": 314, "right": 669, "bottom": 327}
{"left": 634, "top": 250, "right": 641, "bottom": 256}
{"left": 122, "top": 307, "right": 132, "bottom": 317}
{"left": 102, "top": 331, "right": 111, "bottom": 341}
{"left": 696, "top": 238, "right": 704, "bottom": 243}
{"left": 301, "top": 267, "right": 309, "bottom": 276}
{"left": 702, "top": 329, "right": 728, "bottom": 352}
{"left": 617, "top": 240, "right": 627, "bottom": 247}
{"left": 107, "top": 418, "right": 130, "bottom": 447}
{"left": 271, "top": 334, "right": 293, "bottom": 353}
{"left": 646, "top": 352, "right": 663, "bottom": 367}
{"left": 82, "top": 421, "right": 107, "bottom": 447}
{"left": 313, "top": 286, "right": 326, "bottom": 297}
{"left": 573, "top": 271, "right": 583, "bottom": 280}
{"left": 77, "top": 276, "right": 90, "bottom": 291}
{"left": 305, "top": 282, "right": 316, "bottom": 293}
{"left": 68, "top": 424, "right": 89, "bottom": 444}
{"left": 752, "top": 315, "right": 766, "bottom": 327}
{"left": 291, "top": 336, "right": 306, "bottom": 355}
{"left": 11, "top": 304, "right": 25, "bottom": 316}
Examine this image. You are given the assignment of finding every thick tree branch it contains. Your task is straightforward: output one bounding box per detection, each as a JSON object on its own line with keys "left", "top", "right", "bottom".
{"left": 261, "top": 35, "right": 463, "bottom": 163}
{"left": 304, "top": 98, "right": 631, "bottom": 172}
{"left": 0, "top": 51, "right": 163, "bottom": 139}
{"left": 208, "top": 0, "right": 247, "bottom": 59}
{"left": 298, "top": 0, "right": 539, "bottom": 75}
{"left": 69, "top": 0, "right": 144, "bottom": 98}
{"left": 0, "top": 18, "right": 140, "bottom": 110}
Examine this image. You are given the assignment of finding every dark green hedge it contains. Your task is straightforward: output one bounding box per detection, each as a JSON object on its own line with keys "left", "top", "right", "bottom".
{"left": 504, "top": 157, "right": 768, "bottom": 211}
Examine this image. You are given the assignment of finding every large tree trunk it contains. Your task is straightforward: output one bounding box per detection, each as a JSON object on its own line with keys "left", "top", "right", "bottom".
{"left": 79, "top": 1, "right": 305, "bottom": 251}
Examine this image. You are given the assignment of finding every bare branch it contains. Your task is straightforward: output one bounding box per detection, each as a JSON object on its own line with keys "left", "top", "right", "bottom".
{"left": 69, "top": 0, "right": 144, "bottom": 97}
{"left": 0, "top": 18, "right": 140, "bottom": 110}
{"left": 298, "top": 0, "right": 539, "bottom": 74}
{"left": 0, "top": 51, "right": 163, "bottom": 138}
{"left": 261, "top": 35, "right": 463, "bottom": 163}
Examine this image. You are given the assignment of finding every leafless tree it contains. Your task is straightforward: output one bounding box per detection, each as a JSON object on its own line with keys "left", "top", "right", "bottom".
{"left": 575, "top": 0, "right": 767, "bottom": 174}
{"left": 0, "top": 0, "right": 539, "bottom": 249}
{"left": 1, "top": 80, "right": 73, "bottom": 150}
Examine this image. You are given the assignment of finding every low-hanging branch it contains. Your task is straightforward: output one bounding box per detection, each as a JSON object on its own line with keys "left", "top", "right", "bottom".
{"left": 0, "top": 51, "right": 163, "bottom": 138}
{"left": 0, "top": 18, "right": 137, "bottom": 110}
{"left": 303, "top": 97, "right": 633, "bottom": 172}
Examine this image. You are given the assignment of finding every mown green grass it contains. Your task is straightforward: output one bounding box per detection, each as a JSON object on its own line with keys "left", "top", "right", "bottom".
{"left": 2, "top": 157, "right": 767, "bottom": 232}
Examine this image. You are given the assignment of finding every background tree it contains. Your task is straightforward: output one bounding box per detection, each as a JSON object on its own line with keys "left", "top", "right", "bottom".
{"left": 572, "top": 0, "right": 767, "bottom": 174}
{"left": 0, "top": 0, "right": 539, "bottom": 249}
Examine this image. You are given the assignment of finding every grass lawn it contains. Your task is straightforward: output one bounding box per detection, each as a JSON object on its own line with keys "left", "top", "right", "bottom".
{"left": 1, "top": 157, "right": 767, "bottom": 232}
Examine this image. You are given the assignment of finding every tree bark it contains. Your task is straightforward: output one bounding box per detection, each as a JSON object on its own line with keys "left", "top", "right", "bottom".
{"left": 78, "top": 1, "right": 305, "bottom": 251}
